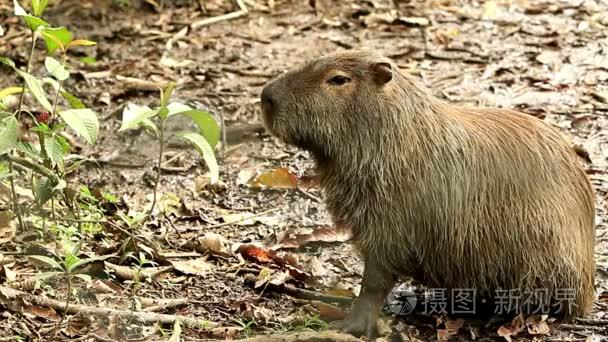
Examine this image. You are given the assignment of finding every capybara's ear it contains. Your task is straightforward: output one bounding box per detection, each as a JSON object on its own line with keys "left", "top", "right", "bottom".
{"left": 371, "top": 62, "right": 392, "bottom": 85}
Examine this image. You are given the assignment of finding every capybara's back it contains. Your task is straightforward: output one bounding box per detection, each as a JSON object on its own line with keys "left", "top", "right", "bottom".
{"left": 364, "top": 105, "right": 596, "bottom": 318}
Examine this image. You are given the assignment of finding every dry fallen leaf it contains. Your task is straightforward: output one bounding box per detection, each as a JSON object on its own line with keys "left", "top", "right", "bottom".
{"left": 526, "top": 315, "right": 550, "bottom": 335}
{"left": 310, "top": 301, "right": 347, "bottom": 322}
{"left": 198, "top": 232, "right": 233, "bottom": 257}
{"left": 170, "top": 258, "right": 213, "bottom": 276}
{"left": 307, "top": 256, "right": 327, "bottom": 277}
{"left": 437, "top": 317, "right": 465, "bottom": 341}
{"left": 497, "top": 314, "right": 525, "bottom": 342}
{"left": 0, "top": 210, "right": 16, "bottom": 244}
{"left": 273, "top": 225, "right": 353, "bottom": 250}
{"left": 24, "top": 305, "right": 60, "bottom": 322}
{"left": 251, "top": 167, "right": 299, "bottom": 189}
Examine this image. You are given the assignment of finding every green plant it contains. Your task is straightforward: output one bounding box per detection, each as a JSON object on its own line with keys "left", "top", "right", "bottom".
{"left": 299, "top": 314, "right": 329, "bottom": 332}
{"left": 126, "top": 251, "right": 157, "bottom": 295}
{"left": 233, "top": 318, "right": 258, "bottom": 338}
{"left": 30, "top": 242, "right": 96, "bottom": 323}
{"left": 118, "top": 83, "right": 219, "bottom": 220}
{"left": 0, "top": 0, "right": 99, "bottom": 234}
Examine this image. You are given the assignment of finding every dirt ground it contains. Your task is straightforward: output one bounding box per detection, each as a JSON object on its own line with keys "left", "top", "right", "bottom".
{"left": 0, "top": 0, "right": 607, "bottom": 341}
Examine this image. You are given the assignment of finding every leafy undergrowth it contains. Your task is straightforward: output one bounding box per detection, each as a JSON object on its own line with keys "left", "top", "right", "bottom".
{"left": 0, "top": 0, "right": 607, "bottom": 341}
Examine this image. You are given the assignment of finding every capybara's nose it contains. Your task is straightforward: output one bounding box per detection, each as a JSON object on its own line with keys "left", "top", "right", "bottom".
{"left": 260, "top": 86, "right": 274, "bottom": 115}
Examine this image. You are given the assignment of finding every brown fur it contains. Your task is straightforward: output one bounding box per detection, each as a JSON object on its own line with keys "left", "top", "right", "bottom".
{"left": 260, "top": 50, "right": 596, "bottom": 337}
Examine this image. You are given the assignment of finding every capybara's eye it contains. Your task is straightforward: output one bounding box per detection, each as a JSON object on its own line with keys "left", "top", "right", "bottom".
{"left": 327, "top": 75, "right": 351, "bottom": 86}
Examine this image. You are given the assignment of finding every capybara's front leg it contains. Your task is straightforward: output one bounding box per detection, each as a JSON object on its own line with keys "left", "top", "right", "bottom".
{"left": 334, "top": 255, "right": 395, "bottom": 338}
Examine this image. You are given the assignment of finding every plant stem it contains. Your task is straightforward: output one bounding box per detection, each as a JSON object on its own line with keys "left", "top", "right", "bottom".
{"left": 148, "top": 119, "right": 165, "bottom": 219}
{"left": 4, "top": 154, "right": 59, "bottom": 183}
{"left": 8, "top": 159, "right": 25, "bottom": 231}
{"left": 10, "top": 31, "right": 38, "bottom": 232}
{"left": 16, "top": 31, "right": 37, "bottom": 120}
{"left": 58, "top": 273, "right": 72, "bottom": 326}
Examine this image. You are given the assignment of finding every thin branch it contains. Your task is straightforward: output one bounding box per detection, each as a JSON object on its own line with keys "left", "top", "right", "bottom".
{"left": 3, "top": 154, "right": 59, "bottom": 183}
{"left": 191, "top": 0, "right": 248, "bottom": 29}
{"left": 0, "top": 285, "right": 218, "bottom": 329}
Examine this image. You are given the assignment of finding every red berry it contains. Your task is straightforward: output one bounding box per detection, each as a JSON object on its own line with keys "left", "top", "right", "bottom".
{"left": 36, "top": 111, "right": 51, "bottom": 124}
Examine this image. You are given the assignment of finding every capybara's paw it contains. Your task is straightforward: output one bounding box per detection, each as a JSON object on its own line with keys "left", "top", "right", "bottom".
{"left": 332, "top": 313, "right": 377, "bottom": 338}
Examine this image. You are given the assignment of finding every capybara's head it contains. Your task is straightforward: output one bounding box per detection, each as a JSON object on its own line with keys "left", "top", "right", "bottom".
{"left": 260, "top": 50, "right": 403, "bottom": 158}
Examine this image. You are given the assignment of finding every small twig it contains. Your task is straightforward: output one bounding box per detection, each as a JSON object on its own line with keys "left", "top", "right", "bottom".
{"left": 161, "top": 151, "right": 186, "bottom": 168}
{"left": 574, "top": 318, "right": 608, "bottom": 326}
{"left": 243, "top": 274, "right": 353, "bottom": 306}
{"left": 142, "top": 298, "right": 189, "bottom": 312}
{"left": 205, "top": 207, "right": 281, "bottom": 229}
{"left": 221, "top": 65, "right": 274, "bottom": 78}
{"left": 191, "top": 0, "right": 248, "bottom": 29}
{"left": 559, "top": 324, "right": 605, "bottom": 331}
{"left": 298, "top": 188, "right": 322, "bottom": 203}
{"left": 0, "top": 285, "right": 218, "bottom": 329}
{"left": 4, "top": 154, "right": 60, "bottom": 184}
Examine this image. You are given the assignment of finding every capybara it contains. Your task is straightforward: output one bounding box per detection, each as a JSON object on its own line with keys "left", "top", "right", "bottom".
{"left": 259, "top": 50, "right": 595, "bottom": 337}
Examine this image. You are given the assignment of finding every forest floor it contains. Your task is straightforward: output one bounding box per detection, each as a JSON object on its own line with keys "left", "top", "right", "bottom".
{"left": 0, "top": 0, "right": 607, "bottom": 341}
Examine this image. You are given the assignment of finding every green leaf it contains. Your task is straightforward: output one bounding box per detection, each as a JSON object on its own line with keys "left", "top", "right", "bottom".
{"left": 67, "top": 257, "right": 97, "bottom": 272}
{"left": 140, "top": 118, "right": 159, "bottom": 136}
{"left": 176, "top": 131, "right": 219, "bottom": 183}
{"left": 158, "top": 106, "right": 169, "bottom": 120}
{"left": 17, "top": 70, "right": 52, "bottom": 112}
{"left": 31, "top": 0, "right": 48, "bottom": 17}
{"left": 34, "top": 176, "right": 54, "bottom": 205}
{"left": 44, "top": 135, "right": 67, "bottom": 168}
{"left": 44, "top": 57, "right": 70, "bottom": 81}
{"left": 0, "top": 57, "right": 16, "bottom": 69}
{"left": 119, "top": 103, "right": 157, "bottom": 131}
{"left": 16, "top": 141, "right": 40, "bottom": 160}
{"left": 160, "top": 82, "right": 176, "bottom": 108}
{"left": 169, "top": 106, "right": 219, "bottom": 148}
{"left": 41, "top": 27, "right": 73, "bottom": 54}
{"left": 23, "top": 15, "right": 49, "bottom": 31}
{"left": 66, "top": 39, "right": 96, "bottom": 49}
{"left": 0, "top": 116, "right": 19, "bottom": 155}
{"left": 60, "top": 91, "right": 86, "bottom": 109}
{"left": 41, "top": 77, "right": 60, "bottom": 91}
{"left": 57, "top": 108, "right": 99, "bottom": 144}
{"left": 0, "top": 87, "right": 24, "bottom": 99}
{"left": 29, "top": 255, "right": 63, "bottom": 270}
{"left": 63, "top": 252, "right": 80, "bottom": 271}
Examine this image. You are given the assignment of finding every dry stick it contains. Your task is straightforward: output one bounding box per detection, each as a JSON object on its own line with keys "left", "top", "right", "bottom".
{"left": 235, "top": 330, "right": 360, "bottom": 342}
{"left": 0, "top": 285, "right": 218, "bottom": 329}
{"left": 205, "top": 207, "right": 281, "bottom": 229}
{"left": 243, "top": 274, "right": 353, "bottom": 306}
{"left": 191, "top": 0, "right": 248, "bottom": 29}
{"left": 574, "top": 318, "right": 608, "bottom": 326}
{"left": 5, "top": 154, "right": 59, "bottom": 183}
